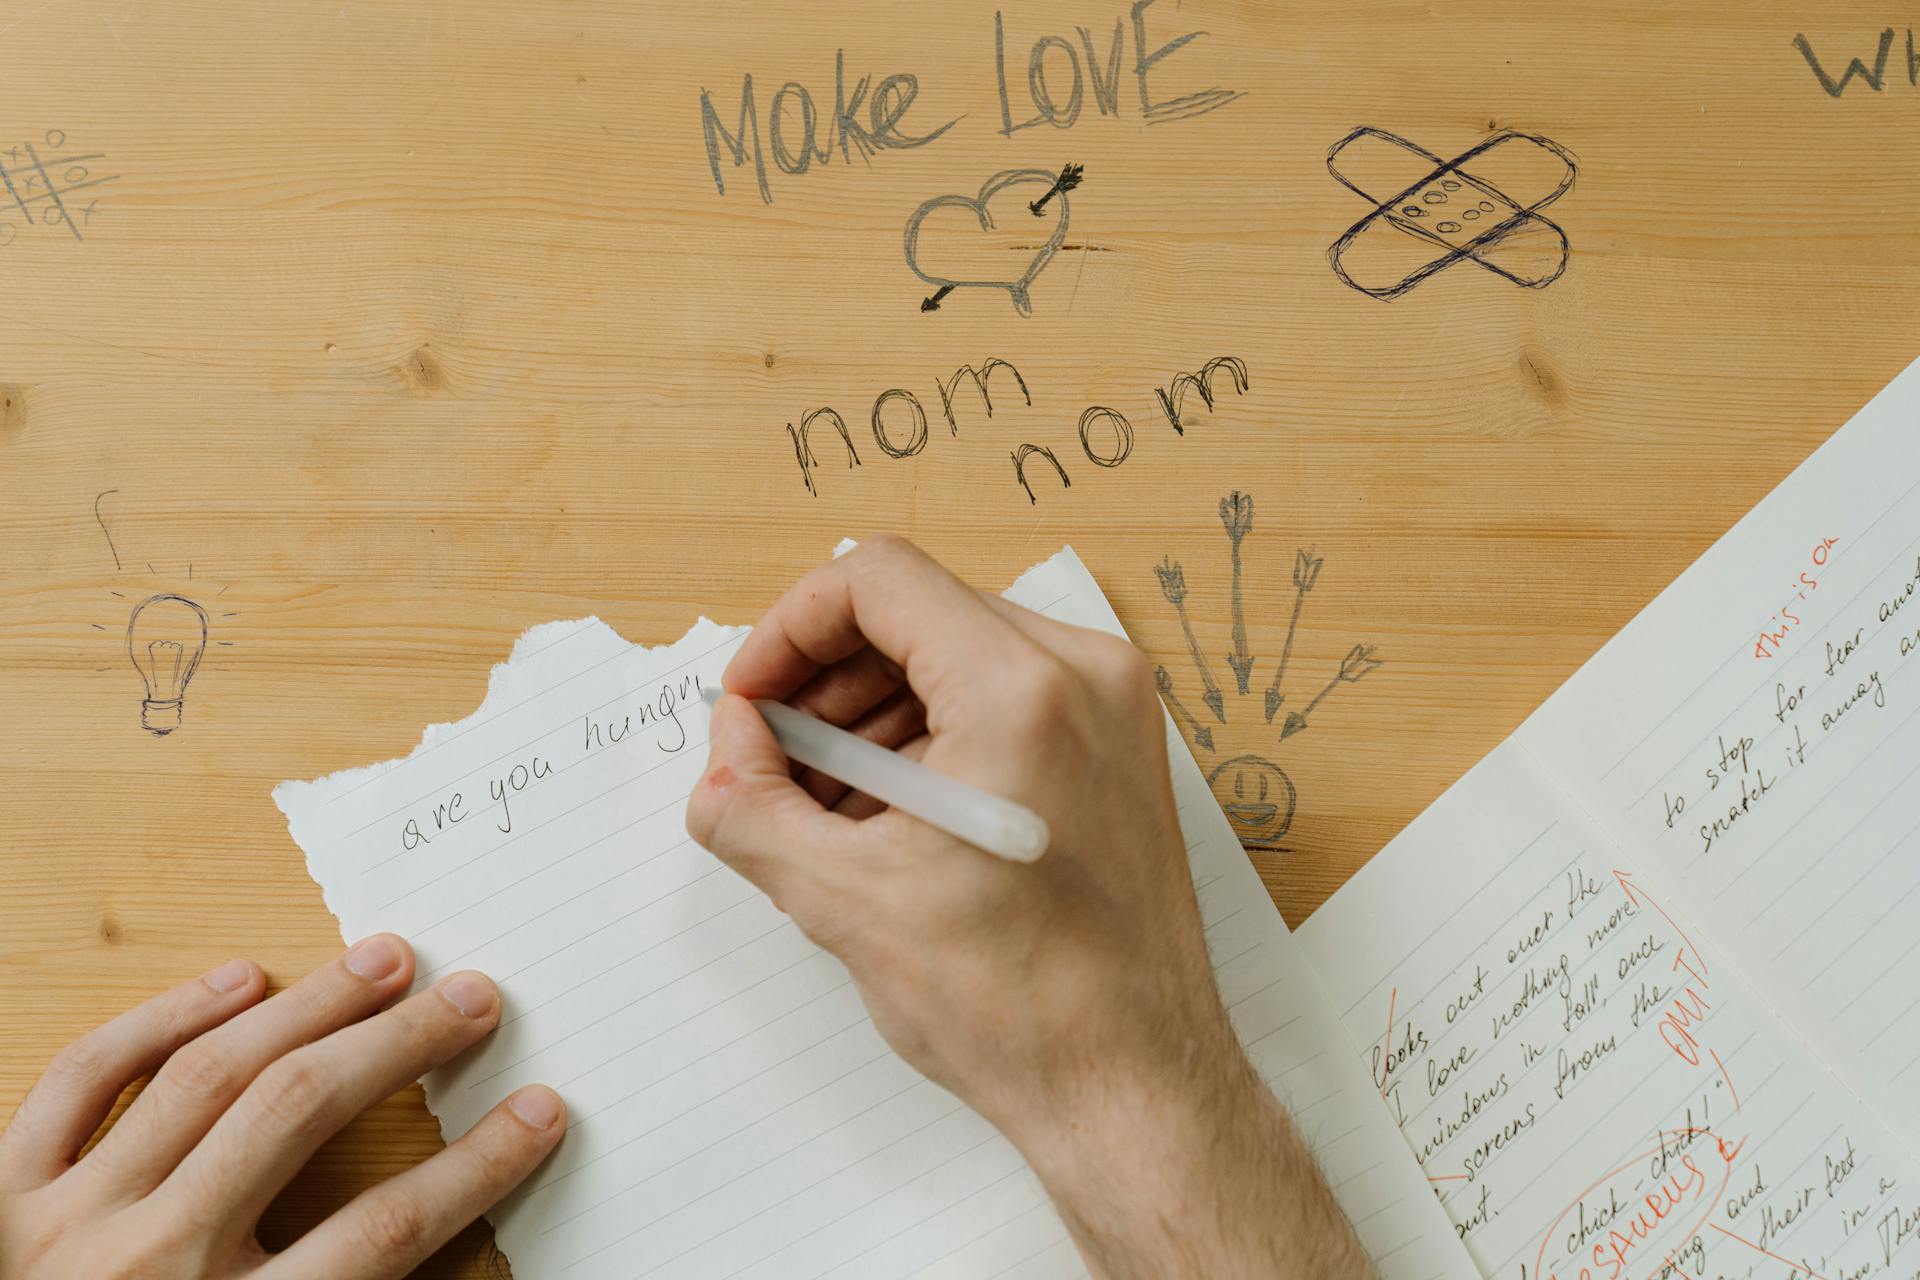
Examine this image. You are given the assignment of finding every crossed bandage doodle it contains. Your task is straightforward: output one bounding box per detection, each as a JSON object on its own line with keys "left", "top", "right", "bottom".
{"left": 1326, "top": 127, "right": 1577, "bottom": 300}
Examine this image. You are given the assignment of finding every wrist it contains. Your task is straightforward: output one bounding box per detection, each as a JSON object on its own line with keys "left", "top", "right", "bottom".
{"left": 1000, "top": 1037, "right": 1371, "bottom": 1280}
{"left": 1009, "top": 1036, "right": 1272, "bottom": 1200}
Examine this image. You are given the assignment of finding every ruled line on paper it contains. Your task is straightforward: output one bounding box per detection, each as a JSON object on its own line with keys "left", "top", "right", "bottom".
{"left": 1339, "top": 819, "right": 1561, "bottom": 1018}
{"left": 1597, "top": 469, "right": 1920, "bottom": 788}
{"left": 1790, "top": 816, "right": 1920, "bottom": 986}
{"left": 378, "top": 753, "right": 706, "bottom": 908}
{"left": 630, "top": 1097, "right": 980, "bottom": 1279}
{"left": 470, "top": 918, "right": 805, "bottom": 1089}
{"left": 1721, "top": 740, "right": 1920, "bottom": 906}
{"left": 345, "top": 631, "right": 740, "bottom": 847}
{"left": 556, "top": 1071, "right": 934, "bottom": 1263}
{"left": 1621, "top": 521, "right": 1920, "bottom": 809}
{"left": 283, "top": 553, "right": 1482, "bottom": 1280}
{"left": 323, "top": 623, "right": 618, "bottom": 807}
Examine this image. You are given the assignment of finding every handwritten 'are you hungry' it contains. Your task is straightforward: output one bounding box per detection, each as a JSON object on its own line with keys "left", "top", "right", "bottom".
{"left": 396, "top": 672, "right": 703, "bottom": 852}
{"left": 698, "top": 0, "right": 1241, "bottom": 204}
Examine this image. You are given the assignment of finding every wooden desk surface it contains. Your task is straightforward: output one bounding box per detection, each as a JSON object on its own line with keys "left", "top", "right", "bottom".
{"left": 2, "top": 0, "right": 1912, "bottom": 1271}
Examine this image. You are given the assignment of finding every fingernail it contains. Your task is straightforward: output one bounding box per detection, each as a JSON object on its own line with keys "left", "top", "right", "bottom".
{"left": 202, "top": 958, "right": 252, "bottom": 993}
{"left": 438, "top": 971, "right": 496, "bottom": 1019}
{"left": 344, "top": 934, "right": 405, "bottom": 981}
{"left": 508, "top": 1086, "right": 563, "bottom": 1131}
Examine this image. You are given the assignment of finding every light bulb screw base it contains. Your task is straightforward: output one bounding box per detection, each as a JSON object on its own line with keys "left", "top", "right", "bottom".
{"left": 141, "top": 698, "right": 184, "bottom": 734}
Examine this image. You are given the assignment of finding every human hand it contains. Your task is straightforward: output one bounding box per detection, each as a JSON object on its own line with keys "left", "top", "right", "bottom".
{"left": 687, "top": 536, "right": 1224, "bottom": 1141}
{"left": 685, "top": 537, "right": 1369, "bottom": 1277}
{"left": 0, "top": 936, "right": 565, "bottom": 1279}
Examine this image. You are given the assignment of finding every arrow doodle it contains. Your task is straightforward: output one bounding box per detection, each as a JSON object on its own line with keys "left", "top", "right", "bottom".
{"left": 1028, "top": 162, "right": 1084, "bottom": 216}
{"left": 1151, "top": 492, "right": 1384, "bottom": 852}
{"left": 1281, "top": 644, "right": 1382, "bottom": 740}
{"left": 1220, "top": 491, "right": 1256, "bottom": 695}
{"left": 1156, "top": 666, "right": 1214, "bottom": 752}
{"left": 1264, "top": 548, "right": 1324, "bottom": 722}
{"left": 920, "top": 285, "right": 956, "bottom": 311}
{"left": 1155, "top": 557, "right": 1225, "bottom": 722}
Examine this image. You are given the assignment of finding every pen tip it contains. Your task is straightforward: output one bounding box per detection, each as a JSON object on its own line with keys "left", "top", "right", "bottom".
{"left": 700, "top": 685, "right": 722, "bottom": 708}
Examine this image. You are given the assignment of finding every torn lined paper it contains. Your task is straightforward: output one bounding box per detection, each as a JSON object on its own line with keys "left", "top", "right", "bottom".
{"left": 277, "top": 547, "right": 1475, "bottom": 1280}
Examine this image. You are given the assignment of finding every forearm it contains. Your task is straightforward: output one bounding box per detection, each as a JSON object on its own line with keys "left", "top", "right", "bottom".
{"left": 1012, "top": 1046, "right": 1375, "bottom": 1280}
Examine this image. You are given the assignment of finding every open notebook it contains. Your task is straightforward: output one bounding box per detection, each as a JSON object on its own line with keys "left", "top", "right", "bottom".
{"left": 276, "top": 549, "right": 1475, "bottom": 1280}
{"left": 1296, "top": 357, "right": 1920, "bottom": 1280}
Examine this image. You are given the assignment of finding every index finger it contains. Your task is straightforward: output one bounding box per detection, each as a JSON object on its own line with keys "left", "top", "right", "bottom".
{"left": 725, "top": 536, "right": 1023, "bottom": 705}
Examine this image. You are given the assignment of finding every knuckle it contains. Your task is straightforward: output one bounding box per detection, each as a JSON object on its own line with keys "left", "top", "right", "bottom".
{"left": 847, "top": 534, "right": 925, "bottom": 583}
{"left": 158, "top": 1041, "right": 240, "bottom": 1107}
{"left": 1095, "top": 636, "right": 1154, "bottom": 689}
{"left": 684, "top": 784, "right": 723, "bottom": 851}
{"left": 45, "top": 1033, "right": 114, "bottom": 1095}
{"left": 286, "top": 967, "right": 345, "bottom": 1023}
{"left": 357, "top": 1189, "right": 434, "bottom": 1257}
{"left": 1003, "top": 653, "right": 1074, "bottom": 721}
{"left": 459, "top": 1124, "right": 524, "bottom": 1188}
{"left": 249, "top": 1055, "right": 333, "bottom": 1143}
{"left": 853, "top": 531, "right": 912, "bottom": 560}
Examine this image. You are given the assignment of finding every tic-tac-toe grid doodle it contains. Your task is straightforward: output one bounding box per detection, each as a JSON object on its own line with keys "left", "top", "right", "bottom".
{"left": 0, "top": 130, "right": 119, "bottom": 245}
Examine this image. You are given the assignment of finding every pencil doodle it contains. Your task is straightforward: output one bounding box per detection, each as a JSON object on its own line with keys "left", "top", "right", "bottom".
{"left": 1264, "top": 549, "right": 1322, "bottom": 722}
{"left": 0, "top": 129, "right": 120, "bottom": 246}
{"left": 1207, "top": 756, "right": 1295, "bottom": 850}
{"left": 1220, "top": 492, "right": 1255, "bottom": 694}
{"left": 127, "top": 594, "right": 208, "bottom": 735}
{"left": 1010, "top": 442, "right": 1071, "bottom": 503}
{"left": 1326, "top": 127, "right": 1576, "bottom": 300}
{"left": 1155, "top": 558, "right": 1225, "bottom": 722}
{"left": 1154, "top": 491, "right": 1382, "bottom": 850}
{"left": 783, "top": 354, "right": 1244, "bottom": 502}
{"left": 1027, "top": 162, "right": 1083, "bottom": 215}
{"left": 94, "top": 489, "right": 122, "bottom": 571}
{"left": 1156, "top": 666, "right": 1213, "bottom": 752}
{"left": 906, "top": 165, "right": 1081, "bottom": 315}
{"left": 1281, "top": 644, "right": 1382, "bottom": 740}
{"left": 1156, "top": 357, "right": 1248, "bottom": 436}
{"left": 91, "top": 497, "right": 240, "bottom": 733}
{"left": 1792, "top": 28, "right": 1900, "bottom": 97}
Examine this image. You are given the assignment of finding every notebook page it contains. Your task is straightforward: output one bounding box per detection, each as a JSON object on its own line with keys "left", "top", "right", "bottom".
{"left": 1510, "top": 356, "right": 1920, "bottom": 1149}
{"left": 276, "top": 546, "right": 1475, "bottom": 1280}
{"left": 1296, "top": 738, "right": 1920, "bottom": 1280}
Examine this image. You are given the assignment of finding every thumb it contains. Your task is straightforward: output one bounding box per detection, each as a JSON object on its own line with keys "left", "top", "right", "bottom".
{"left": 686, "top": 693, "right": 854, "bottom": 900}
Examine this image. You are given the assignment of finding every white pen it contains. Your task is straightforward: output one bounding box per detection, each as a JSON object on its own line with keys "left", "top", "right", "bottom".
{"left": 700, "top": 686, "right": 1051, "bottom": 864}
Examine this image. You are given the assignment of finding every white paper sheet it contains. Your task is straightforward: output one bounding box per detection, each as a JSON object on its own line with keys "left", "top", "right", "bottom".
{"left": 1298, "top": 357, "right": 1920, "bottom": 1279}
{"left": 278, "top": 547, "right": 1476, "bottom": 1280}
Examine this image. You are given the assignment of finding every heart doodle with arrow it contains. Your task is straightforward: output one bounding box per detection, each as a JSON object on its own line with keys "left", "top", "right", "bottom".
{"left": 904, "top": 164, "right": 1083, "bottom": 317}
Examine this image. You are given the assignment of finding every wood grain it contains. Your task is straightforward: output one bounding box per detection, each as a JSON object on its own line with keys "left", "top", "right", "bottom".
{"left": 2, "top": 1, "right": 1911, "bottom": 1272}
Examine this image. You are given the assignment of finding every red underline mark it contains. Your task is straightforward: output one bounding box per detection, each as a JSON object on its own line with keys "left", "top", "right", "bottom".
{"left": 1427, "top": 1174, "right": 1470, "bottom": 1183}
{"left": 1710, "top": 1048, "right": 1740, "bottom": 1112}
{"left": 1708, "top": 1223, "right": 1828, "bottom": 1280}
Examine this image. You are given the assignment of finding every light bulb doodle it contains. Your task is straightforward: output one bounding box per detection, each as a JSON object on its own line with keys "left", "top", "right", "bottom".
{"left": 1153, "top": 490, "right": 1382, "bottom": 851}
{"left": 127, "top": 594, "right": 209, "bottom": 735}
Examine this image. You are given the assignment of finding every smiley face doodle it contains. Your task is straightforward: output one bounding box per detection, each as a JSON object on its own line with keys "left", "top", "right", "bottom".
{"left": 905, "top": 165, "right": 1082, "bottom": 317}
{"left": 1207, "top": 756, "right": 1297, "bottom": 848}
{"left": 1326, "top": 127, "right": 1577, "bottom": 300}
{"left": 1155, "top": 490, "right": 1383, "bottom": 852}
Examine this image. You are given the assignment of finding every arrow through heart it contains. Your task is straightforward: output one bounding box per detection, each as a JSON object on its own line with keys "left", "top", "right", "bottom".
{"left": 904, "top": 164, "right": 1084, "bottom": 316}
